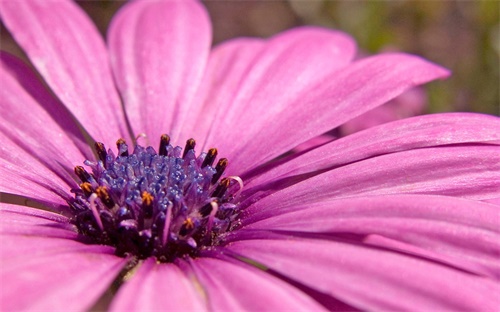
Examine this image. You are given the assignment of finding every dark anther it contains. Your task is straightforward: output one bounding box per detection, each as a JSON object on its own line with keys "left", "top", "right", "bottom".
{"left": 202, "top": 148, "right": 218, "bottom": 168}
{"left": 95, "top": 142, "right": 107, "bottom": 164}
{"left": 199, "top": 202, "right": 214, "bottom": 217}
{"left": 212, "top": 178, "right": 230, "bottom": 198}
{"left": 116, "top": 138, "right": 129, "bottom": 156}
{"left": 211, "top": 158, "right": 228, "bottom": 184}
{"left": 75, "top": 166, "right": 91, "bottom": 183}
{"left": 159, "top": 134, "right": 170, "bottom": 156}
{"left": 179, "top": 218, "right": 195, "bottom": 236}
{"left": 80, "top": 182, "right": 93, "bottom": 197}
{"left": 96, "top": 186, "right": 115, "bottom": 209}
{"left": 182, "top": 138, "right": 196, "bottom": 158}
{"left": 141, "top": 191, "right": 154, "bottom": 218}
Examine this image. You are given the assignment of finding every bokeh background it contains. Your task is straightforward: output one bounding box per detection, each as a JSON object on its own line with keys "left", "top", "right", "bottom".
{"left": 2, "top": 0, "right": 499, "bottom": 115}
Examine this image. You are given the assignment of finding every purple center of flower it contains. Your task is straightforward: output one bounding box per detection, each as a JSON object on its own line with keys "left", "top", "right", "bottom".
{"left": 68, "top": 135, "right": 242, "bottom": 262}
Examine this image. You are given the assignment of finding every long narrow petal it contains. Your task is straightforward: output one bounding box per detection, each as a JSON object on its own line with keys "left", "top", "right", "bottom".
{"left": 108, "top": 0, "right": 211, "bottom": 146}
{"left": 227, "top": 238, "right": 500, "bottom": 311}
{"left": 242, "top": 195, "right": 500, "bottom": 278}
{"left": 226, "top": 53, "right": 450, "bottom": 175}
{"left": 187, "top": 257, "right": 327, "bottom": 311}
{"left": 0, "top": 0, "right": 129, "bottom": 146}
{"left": 109, "top": 258, "right": 206, "bottom": 311}
{"left": 243, "top": 145, "right": 500, "bottom": 215}
{"left": 0, "top": 204, "right": 127, "bottom": 311}
{"left": 200, "top": 27, "right": 356, "bottom": 154}
{"left": 245, "top": 113, "right": 500, "bottom": 186}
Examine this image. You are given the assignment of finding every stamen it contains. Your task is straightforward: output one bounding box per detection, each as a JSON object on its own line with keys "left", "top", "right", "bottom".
{"left": 96, "top": 186, "right": 114, "bottom": 209}
{"left": 135, "top": 133, "right": 149, "bottom": 146}
{"left": 95, "top": 142, "right": 107, "bottom": 164}
{"left": 141, "top": 191, "right": 154, "bottom": 218}
{"left": 159, "top": 134, "right": 170, "bottom": 156}
{"left": 212, "top": 178, "right": 230, "bottom": 198}
{"left": 116, "top": 138, "right": 129, "bottom": 156}
{"left": 183, "top": 138, "right": 196, "bottom": 158}
{"left": 162, "top": 202, "right": 173, "bottom": 246}
{"left": 212, "top": 158, "right": 228, "bottom": 184}
{"left": 89, "top": 193, "right": 104, "bottom": 231}
{"left": 74, "top": 166, "right": 91, "bottom": 182}
{"left": 226, "top": 176, "right": 244, "bottom": 198}
{"left": 80, "top": 182, "right": 93, "bottom": 197}
{"left": 179, "top": 218, "right": 195, "bottom": 236}
{"left": 205, "top": 201, "right": 219, "bottom": 237}
{"left": 202, "top": 148, "right": 218, "bottom": 168}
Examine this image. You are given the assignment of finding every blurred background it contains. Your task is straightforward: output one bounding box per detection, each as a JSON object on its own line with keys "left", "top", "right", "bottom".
{"left": 2, "top": 0, "right": 499, "bottom": 115}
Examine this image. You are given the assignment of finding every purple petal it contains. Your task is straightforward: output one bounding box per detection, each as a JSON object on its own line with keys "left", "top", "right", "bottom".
{"left": 227, "top": 53, "right": 450, "bottom": 175}
{"left": 199, "top": 27, "right": 356, "bottom": 156}
{"left": 110, "top": 258, "right": 206, "bottom": 311}
{"left": 246, "top": 113, "right": 500, "bottom": 186}
{"left": 108, "top": 0, "right": 211, "bottom": 146}
{"left": 242, "top": 194, "right": 500, "bottom": 278}
{"left": 0, "top": 0, "right": 130, "bottom": 147}
{"left": 0, "top": 204, "right": 127, "bottom": 311}
{"left": 227, "top": 237, "right": 500, "bottom": 311}
{"left": 186, "top": 257, "right": 327, "bottom": 311}
{"left": 243, "top": 145, "right": 500, "bottom": 216}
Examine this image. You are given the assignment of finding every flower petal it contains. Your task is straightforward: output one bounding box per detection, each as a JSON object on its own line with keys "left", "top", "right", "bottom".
{"left": 110, "top": 258, "right": 206, "bottom": 311}
{"left": 246, "top": 113, "right": 500, "bottom": 186}
{"left": 242, "top": 194, "right": 500, "bottom": 278}
{"left": 228, "top": 53, "right": 450, "bottom": 175}
{"left": 186, "top": 257, "right": 327, "bottom": 311}
{"left": 0, "top": 0, "right": 129, "bottom": 146}
{"left": 199, "top": 27, "right": 356, "bottom": 155}
{"left": 243, "top": 145, "right": 500, "bottom": 217}
{"left": 227, "top": 237, "right": 500, "bottom": 311}
{"left": 108, "top": 0, "right": 211, "bottom": 145}
{"left": 0, "top": 204, "right": 127, "bottom": 311}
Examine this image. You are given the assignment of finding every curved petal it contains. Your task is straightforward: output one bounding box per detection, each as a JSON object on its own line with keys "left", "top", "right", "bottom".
{"left": 227, "top": 237, "right": 500, "bottom": 311}
{"left": 199, "top": 27, "right": 356, "bottom": 156}
{"left": 227, "top": 53, "right": 450, "bottom": 175}
{"left": 108, "top": 0, "right": 211, "bottom": 146}
{"left": 0, "top": 204, "right": 127, "bottom": 312}
{"left": 187, "top": 257, "right": 327, "bottom": 311}
{"left": 0, "top": 0, "right": 129, "bottom": 147}
{"left": 242, "top": 195, "right": 500, "bottom": 278}
{"left": 245, "top": 113, "right": 500, "bottom": 186}
{"left": 243, "top": 145, "right": 500, "bottom": 216}
{"left": 110, "top": 258, "right": 206, "bottom": 311}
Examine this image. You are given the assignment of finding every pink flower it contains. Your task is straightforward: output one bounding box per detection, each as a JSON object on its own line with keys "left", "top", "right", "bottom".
{"left": 1, "top": 0, "right": 500, "bottom": 311}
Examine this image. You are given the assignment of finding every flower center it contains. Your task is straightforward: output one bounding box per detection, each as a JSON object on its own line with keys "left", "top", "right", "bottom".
{"left": 68, "top": 135, "right": 242, "bottom": 262}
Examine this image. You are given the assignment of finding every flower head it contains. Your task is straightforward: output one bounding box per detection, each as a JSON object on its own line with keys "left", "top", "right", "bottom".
{"left": 1, "top": 0, "right": 500, "bottom": 311}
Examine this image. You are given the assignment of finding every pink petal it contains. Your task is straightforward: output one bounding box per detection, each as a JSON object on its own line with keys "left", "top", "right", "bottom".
{"left": 246, "top": 113, "right": 500, "bottom": 186}
{"left": 110, "top": 258, "right": 206, "bottom": 311}
{"left": 0, "top": 0, "right": 129, "bottom": 147}
{"left": 242, "top": 195, "right": 500, "bottom": 278}
{"left": 227, "top": 238, "right": 500, "bottom": 311}
{"left": 243, "top": 145, "right": 500, "bottom": 215}
{"left": 0, "top": 204, "right": 128, "bottom": 311}
{"left": 108, "top": 0, "right": 211, "bottom": 146}
{"left": 227, "top": 53, "right": 450, "bottom": 175}
{"left": 199, "top": 27, "right": 356, "bottom": 155}
{"left": 186, "top": 257, "right": 327, "bottom": 311}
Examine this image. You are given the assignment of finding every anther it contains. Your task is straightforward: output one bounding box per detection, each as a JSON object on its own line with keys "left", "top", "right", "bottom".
{"left": 202, "top": 148, "right": 218, "bottom": 168}
{"left": 141, "top": 191, "right": 154, "bottom": 218}
{"left": 211, "top": 158, "right": 228, "bottom": 184}
{"left": 212, "top": 178, "right": 230, "bottom": 198}
{"left": 199, "top": 201, "right": 215, "bottom": 217}
{"left": 95, "top": 142, "right": 107, "bottom": 164}
{"left": 96, "top": 186, "right": 114, "bottom": 209}
{"left": 183, "top": 138, "right": 196, "bottom": 158}
{"left": 80, "top": 182, "right": 93, "bottom": 197}
{"left": 159, "top": 134, "right": 170, "bottom": 156}
{"left": 116, "top": 138, "right": 129, "bottom": 156}
{"left": 74, "top": 166, "right": 91, "bottom": 183}
{"left": 179, "top": 218, "right": 195, "bottom": 236}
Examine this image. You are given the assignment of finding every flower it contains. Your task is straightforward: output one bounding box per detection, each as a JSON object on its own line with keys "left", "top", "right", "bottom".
{"left": 1, "top": 0, "right": 500, "bottom": 311}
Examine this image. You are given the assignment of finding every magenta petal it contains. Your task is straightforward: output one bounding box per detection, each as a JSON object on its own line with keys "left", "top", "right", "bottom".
{"left": 108, "top": 0, "right": 211, "bottom": 146}
{"left": 187, "top": 257, "right": 327, "bottom": 311}
{"left": 243, "top": 195, "right": 500, "bottom": 278}
{"left": 0, "top": 204, "right": 127, "bottom": 311}
{"left": 227, "top": 238, "right": 500, "bottom": 311}
{"left": 247, "top": 113, "right": 500, "bottom": 186}
{"left": 227, "top": 53, "right": 450, "bottom": 175}
{"left": 0, "top": 0, "right": 129, "bottom": 146}
{"left": 110, "top": 258, "right": 206, "bottom": 311}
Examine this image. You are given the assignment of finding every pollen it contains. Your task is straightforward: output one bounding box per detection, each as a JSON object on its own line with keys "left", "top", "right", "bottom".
{"left": 68, "top": 136, "right": 242, "bottom": 262}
